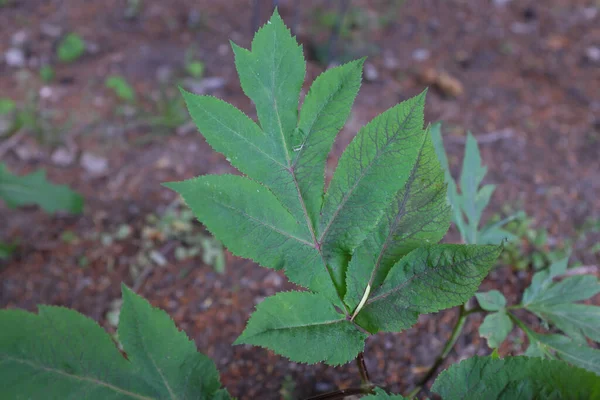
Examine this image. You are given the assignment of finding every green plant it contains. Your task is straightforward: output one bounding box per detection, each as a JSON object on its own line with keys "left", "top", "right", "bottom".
{"left": 0, "top": 163, "right": 83, "bottom": 214}
{"left": 0, "top": 98, "right": 16, "bottom": 115}
{"left": 0, "top": 162, "right": 83, "bottom": 258}
{"left": 5, "top": 90, "right": 70, "bottom": 145}
{"left": 1, "top": 10, "right": 599, "bottom": 399}
{"left": 475, "top": 255, "right": 600, "bottom": 371}
{"left": 431, "top": 123, "right": 522, "bottom": 245}
{"left": 106, "top": 75, "right": 136, "bottom": 103}
{"left": 494, "top": 208, "right": 569, "bottom": 270}
{"left": 57, "top": 33, "right": 86, "bottom": 63}
{"left": 39, "top": 65, "right": 55, "bottom": 83}
{"left": 184, "top": 48, "right": 205, "bottom": 78}
{"left": 0, "top": 285, "right": 230, "bottom": 399}
{"left": 145, "top": 86, "right": 188, "bottom": 132}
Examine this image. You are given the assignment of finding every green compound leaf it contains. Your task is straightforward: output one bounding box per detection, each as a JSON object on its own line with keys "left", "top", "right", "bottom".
{"left": 475, "top": 290, "right": 507, "bottom": 311}
{"left": 295, "top": 59, "right": 364, "bottom": 227}
{"left": 432, "top": 356, "right": 600, "bottom": 399}
{"left": 354, "top": 244, "right": 501, "bottom": 333}
{"left": 430, "top": 123, "right": 465, "bottom": 237}
{"left": 0, "top": 285, "right": 229, "bottom": 399}
{"left": 180, "top": 58, "right": 363, "bottom": 227}
{"left": 362, "top": 387, "right": 407, "bottom": 399}
{"left": 522, "top": 256, "right": 600, "bottom": 344}
{"left": 431, "top": 124, "right": 509, "bottom": 245}
{"left": 526, "top": 330, "right": 600, "bottom": 375}
{"left": 345, "top": 129, "right": 450, "bottom": 310}
{"left": 524, "top": 275, "right": 600, "bottom": 308}
{"left": 164, "top": 175, "right": 340, "bottom": 306}
{"left": 318, "top": 91, "right": 428, "bottom": 296}
{"left": 231, "top": 9, "right": 305, "bottom": 164}
{"left": 0, "top": 163, "right": 83, "bottom": 214}
{"left": 479, "top": 311, "right": 513, "bottom": 349}
{"left": 522, "top": 255, "right": 569, "bottom": 305}
{"left": 235, "top": 291, "right": 367, "bottom": 365}
{"left": 529, "top": 303, "right": 600, "bottom": 343}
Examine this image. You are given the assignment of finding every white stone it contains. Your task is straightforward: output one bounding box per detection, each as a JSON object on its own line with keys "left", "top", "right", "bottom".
{"left": 183, "top": 77, "right": 226, "bottom": 94}
{"left": 5, "top": 48, "right": 25, "bottom": 67}
{"left": 586, "top": 46, "right": 600, "bottom": 63}
{"left": 40, "top": 23, "right": 62, "bottom": 38}
{"left": 364, "top": 63, "right": 379, "bottom": 81}
{"left": 412, "top": 48, "right": 431, "bottom": 62}
{"left": 11, "top": 30, "right": 29, "bottom": 48}
{"left": 51, "top": 147, "right": 76, "bottom": 167}
{"left": 80, "top": 152, "right": 108, "bottom": 175}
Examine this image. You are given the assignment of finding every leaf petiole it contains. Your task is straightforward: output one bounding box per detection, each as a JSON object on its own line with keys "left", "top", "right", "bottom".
{"left": 351, "top": 284, "right": 371, "bottom": 321}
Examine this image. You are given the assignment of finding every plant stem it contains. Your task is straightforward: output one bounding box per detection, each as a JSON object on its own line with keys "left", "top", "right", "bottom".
{"left": 305, "top": 385, "right": 375, "bottom": 400}
{"left": 407, "top": 304, "right": 470, "bottom": 398}
{"left": 305, "top": 353, "right": 373, "bottom": 400}
{"left": 356, "top": 352, "right": 371, "bottom": 384}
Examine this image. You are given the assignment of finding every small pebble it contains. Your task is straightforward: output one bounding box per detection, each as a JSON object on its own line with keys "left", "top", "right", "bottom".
{"left": 51, "top": 147, "right": 76, "bottom": 167}
{"left": 364, "top": 63, "right": 379, "bottom": 81}
{"left": 80, "top": 152, "right": 109, "bottom": 176}
{"left": 11, "top": 30, "right": 29, "bottom": 48}
{"left": 40, "top": 23, "right": 62, "bottom": 38}
{"left": 585, "top": 46, "right": 600, "bottom": 63}
{"left": 4, "top": 48, "right": 26, "bottom": 67}
{"left": 412, "top": 48, "right": 430, "bottom": 62}
{"left": 183, "top": 77, "right": 226, "bottom": 94}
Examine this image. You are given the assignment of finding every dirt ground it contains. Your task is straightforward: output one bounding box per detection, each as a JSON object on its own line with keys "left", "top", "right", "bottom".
{"left": 1, "top": 0, "right": 599, "bottom": 398}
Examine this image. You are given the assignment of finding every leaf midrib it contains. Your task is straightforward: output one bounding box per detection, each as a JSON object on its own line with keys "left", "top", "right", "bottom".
{"left": 244, "top": 318, "right": 346, "bottom": 338}
{"left": 188, "top": 99, "right": 286, "bottom": 168}
{"left": 361, "top": 133, "right": 430, "bottom": 301}
{"left": 532, "top": 306, "right": 600, "bottom": 334}
{"left": 317, "top": 98, "right": 422, "bottom": 245}
{"left": 366, "top": 247, "right": 496, "bottom": 305}
{"left": 292, "top": 71, "right": 354, "bottom": 167}
{"left": 214, "top": 200, "right": 315, "bottom": 248}
{"left": 266, "top": 26, "right": 344, "bottom": 306}
{"left": 542, "top": 341, "right": 600, "bottom": 371}
{"left": 0, "top": 354, "right": 154, "bottom": 400}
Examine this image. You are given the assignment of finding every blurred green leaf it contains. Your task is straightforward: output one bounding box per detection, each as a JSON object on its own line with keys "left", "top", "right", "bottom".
{"left": 39, "top": 65, "right": 55, "bottom": 83}
{"left": 530, "top": 303, "right": 600, "bottom": 343}
{"left": 432, "top": 356, "right": 600, "bottom": 399}
{"left": 0, "top": 241, "right": 16, "bottom": 260}
{"left": 0, "top": 163, "right": 83, "bottom": 214}
{"left": 524, "top": 275, "right": 600, "bottom": 307}
{"left": 57, "top": 33, "right": 85, "bottom": 63}
{"left": 105, "top": 75, "right": 136, "bottom": 103}
{"left": 475, "top": 290, "right": 506, "bottom": 311}
{"left": 186, "top": 61, "right": 205, "bottom": 78}
{"left": 479, "top": 311, "right": 513, "bottom": 348}
{"left": 530, "top": 332, "right": 600, "bottom": 375}
{"left": 522, "top": 256, "right": 569, "bottom": 304}
{"left": 0, "top": 98, "right": 16, "bottom": 115}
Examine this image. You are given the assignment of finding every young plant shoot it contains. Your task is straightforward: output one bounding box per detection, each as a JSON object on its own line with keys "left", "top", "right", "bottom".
{"left": 1, "top": 9, "right": 598, "bottom": 400}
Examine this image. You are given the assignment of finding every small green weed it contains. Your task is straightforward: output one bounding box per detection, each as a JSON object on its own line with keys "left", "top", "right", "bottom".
{"left": 39, "top": 65, "right": 55, "bottom": 83}
{"left": 105, "top": 75, "right": 136, "bottom": 103}
{"left": 57, "top": 33, "right": 86, "bottom": 63}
